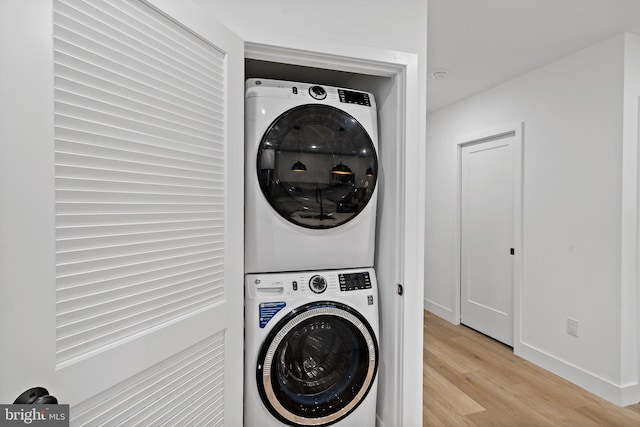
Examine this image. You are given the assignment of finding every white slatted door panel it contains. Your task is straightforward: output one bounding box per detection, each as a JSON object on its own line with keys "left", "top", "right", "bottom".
{"left": 54, "top": 0, "right": 226, "bottom": 368}
{"left": 71, "top": 333, "right": 225, "bottom": 427}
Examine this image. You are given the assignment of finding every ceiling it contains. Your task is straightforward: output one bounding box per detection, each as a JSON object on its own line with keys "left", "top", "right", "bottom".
{"left": 427, "top": 0, "right": 640, "bottom": 113}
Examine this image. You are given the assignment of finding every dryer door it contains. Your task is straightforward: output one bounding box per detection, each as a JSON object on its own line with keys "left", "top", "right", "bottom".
{"left": 256, "top": 301, "right": 378, "bottom": 426}
{"left": 257, "top": 104, "right": 377, "bottom": 229}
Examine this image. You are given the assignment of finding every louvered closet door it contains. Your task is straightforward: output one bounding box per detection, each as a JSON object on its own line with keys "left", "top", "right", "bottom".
{"left": 0, "top": 0, "right": 243, "bottom": 425}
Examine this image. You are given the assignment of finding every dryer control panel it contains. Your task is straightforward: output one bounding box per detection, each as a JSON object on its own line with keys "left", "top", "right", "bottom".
{"left": 338, "top": 89, "right": 371, "bottom": 106}
{"left": 245, "top": 78, "right": 376, "bottom": 109}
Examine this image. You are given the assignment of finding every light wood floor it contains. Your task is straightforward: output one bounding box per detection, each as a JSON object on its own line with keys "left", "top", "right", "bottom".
{"left": 423, "top": 310, "right": 640, "bottom": 426}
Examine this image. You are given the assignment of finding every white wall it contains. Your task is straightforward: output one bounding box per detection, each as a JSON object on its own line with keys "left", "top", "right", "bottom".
{"left": 425, "top": 34, "right": 640, "bottom": 404}
{"left": 192, "top": 0, "right": 426, "bottom": 56}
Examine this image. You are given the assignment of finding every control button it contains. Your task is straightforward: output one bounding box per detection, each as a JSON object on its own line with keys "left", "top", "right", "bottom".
{"left": 367, "top": 295, "right": 374, "bottom": 305}
{"left": 309, "top": 275, "right": 328, "bottom": 294}
{"left": 309, "top": 85, "right": 327, "bottom": 100}
{"left": 292, "top": 280, "right": 298, "bottom": 291}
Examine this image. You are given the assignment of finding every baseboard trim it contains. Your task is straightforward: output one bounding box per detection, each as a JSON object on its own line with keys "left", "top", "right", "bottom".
{"left": 424, "top": 299, "right": 457, "bottom": 324}
{"left": 517, "top": 342, "right": 640, "bottom": 406}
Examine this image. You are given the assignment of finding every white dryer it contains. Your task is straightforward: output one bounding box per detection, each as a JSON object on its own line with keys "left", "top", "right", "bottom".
{"left": 244, "top": 268, "right": 379, "bottom": 427}
{"left": 245, "top": 79, "right": 379, "bottom": 274}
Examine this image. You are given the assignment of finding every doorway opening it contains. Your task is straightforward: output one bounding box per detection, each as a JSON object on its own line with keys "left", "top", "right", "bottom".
{"left": 244, "top": 42, "right": 422, "bottom": 426}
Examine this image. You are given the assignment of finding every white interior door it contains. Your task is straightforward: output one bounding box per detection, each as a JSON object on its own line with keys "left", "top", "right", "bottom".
{"left": 460, "top": 135, "right": 516, "bottom": 346}
{"left": 1, "top": 0, "right": 244, "bottom": 424}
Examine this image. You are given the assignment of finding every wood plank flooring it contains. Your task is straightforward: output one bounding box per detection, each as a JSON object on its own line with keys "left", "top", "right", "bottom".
{"left": 423, "top": 310, "right": 640, "bottom": 426}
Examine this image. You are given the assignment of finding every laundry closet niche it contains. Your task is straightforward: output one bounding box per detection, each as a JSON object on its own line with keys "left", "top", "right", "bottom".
{"left": 245, "top": 56, "right": 407, "bottom": 423}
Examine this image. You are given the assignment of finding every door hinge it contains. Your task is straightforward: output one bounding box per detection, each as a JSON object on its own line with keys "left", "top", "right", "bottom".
{"left": 397, "top": 283, "right": 404, "bottom": 296}
{"left": 510, "top": 248, "right": 515, "bottom": 255}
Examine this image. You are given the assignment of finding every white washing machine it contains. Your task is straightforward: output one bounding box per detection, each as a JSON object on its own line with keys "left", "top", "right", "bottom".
{"left": 244, "top": 268, "right": 379, "bottom": 427}
{"left": 245, "top": 79, "right": 379, "bottom": 274}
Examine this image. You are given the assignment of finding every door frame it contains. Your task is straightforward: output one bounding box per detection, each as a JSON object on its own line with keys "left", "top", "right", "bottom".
{"left": 244, "top": 41, "right": 424, "bottom": 427}
{"left": 454, "top": 122, "right": 524, "bottom": 352}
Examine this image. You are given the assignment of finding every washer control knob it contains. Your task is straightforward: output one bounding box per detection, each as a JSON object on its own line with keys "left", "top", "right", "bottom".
{"left": 309, "top": 85, "right": 327, "bottom": 100}
{"left": 309, "top": 275, "right": 328, "bottom": 294}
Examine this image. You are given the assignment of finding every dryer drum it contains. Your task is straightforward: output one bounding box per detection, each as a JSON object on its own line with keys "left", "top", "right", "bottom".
{"left": 257, "top": 104, "right": 378, "bottom": 230}
{"left": 256, "top": 302, "right": 378, "bottom": 426}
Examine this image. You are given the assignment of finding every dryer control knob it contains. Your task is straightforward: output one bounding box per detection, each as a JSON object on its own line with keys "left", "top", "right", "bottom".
{"left": 309, "top": 85, "right": 327, "bottom": 100}
{"left": 309, "top": 275, "right": 328, "bottom": 294}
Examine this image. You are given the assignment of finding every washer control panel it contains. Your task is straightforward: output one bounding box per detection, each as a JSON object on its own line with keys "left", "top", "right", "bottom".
{"left": 339, "top": 271, "right": 372, "bottom": 291}
{"left": 246, "top": 268, "right": 376, "bottom": 299}
{"left": 309, "top": 274, "right": 328, "bottom": 294}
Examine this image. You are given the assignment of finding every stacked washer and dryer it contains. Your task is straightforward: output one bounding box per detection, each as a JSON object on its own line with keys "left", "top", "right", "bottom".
{"left": 244, "top": 78, "right": 380, "bottom": 427}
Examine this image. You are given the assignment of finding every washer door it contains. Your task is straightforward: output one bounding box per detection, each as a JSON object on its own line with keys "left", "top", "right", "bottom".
{"left": 257, "top": 104, "right": 377, "bottom": 229}
{"left": 256, "top": 301, "right": 378, "bottom": 426}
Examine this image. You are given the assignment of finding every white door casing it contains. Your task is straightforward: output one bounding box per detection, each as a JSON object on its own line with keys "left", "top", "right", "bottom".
{"left": 243, "top": 44, "right": 424, "bottom": 427}
{"left": 457, "top": 123, "right": 523, "bottom": 348}
{"left": 1, "top": 0, "right": 244, "bottom": 424}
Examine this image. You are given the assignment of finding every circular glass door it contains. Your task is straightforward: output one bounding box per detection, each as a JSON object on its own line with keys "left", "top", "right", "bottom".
{"left": 256, "top": 302, "right": 378, "bottom": 426}
{"left": 257, "top": 104, "right": 377, "bottom": 229}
